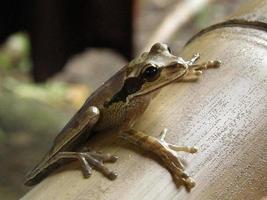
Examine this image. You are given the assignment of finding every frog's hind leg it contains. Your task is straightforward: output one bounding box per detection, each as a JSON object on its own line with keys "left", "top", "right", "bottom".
{"left": 48, "top": 151, "right": 118, "bottom": 180}
{"left": 120, "top": 129, "right": 197, "bottom": 192}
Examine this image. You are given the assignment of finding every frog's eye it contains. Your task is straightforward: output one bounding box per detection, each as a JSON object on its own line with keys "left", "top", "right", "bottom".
{"left": 142, "top": 64, "right": 160, "bottom": 82}
{"left": 167, "top": 46, "right": 172, "bottom": 53}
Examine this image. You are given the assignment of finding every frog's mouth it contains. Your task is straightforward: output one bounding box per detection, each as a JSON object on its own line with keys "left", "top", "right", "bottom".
{"left": 129, "top": 62, "right": 188, "bottom": 99}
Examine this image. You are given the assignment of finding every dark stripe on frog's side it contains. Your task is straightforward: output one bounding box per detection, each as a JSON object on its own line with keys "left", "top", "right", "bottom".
{"left": 94, "top": 93, "right": 152, "bottom": 132}
{"left": 93, "top": 76, "right": 156, "bottom": 132}
{"left": 106, "top": 77, "right": 145, "bottom": 106}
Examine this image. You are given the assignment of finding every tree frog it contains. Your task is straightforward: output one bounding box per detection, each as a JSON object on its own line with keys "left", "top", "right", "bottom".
{"left": 25, "top": 43, "right": 220, "bottom": 191}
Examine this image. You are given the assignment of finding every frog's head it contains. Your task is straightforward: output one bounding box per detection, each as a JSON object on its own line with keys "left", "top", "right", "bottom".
{"left": 107, "top": 43, "right": 190, "bottom": 104}
{"left": 126, "top": 43, "right": 189, "bottom": 98}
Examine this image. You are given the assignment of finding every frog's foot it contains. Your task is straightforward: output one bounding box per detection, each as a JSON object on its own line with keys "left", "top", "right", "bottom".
{"left": 121, "top": 129, "right": 197, "bottom": 191}
{"left": 187, "top": 53, "right": 200, "bottom": 65}
{"left": 180, "top": 59, "right": 221, "bottom": 82}
{"left": 190, "top": 60, "right": 221, "bottom": 71}
{"left": 49, "top": 151, "right": 118, "bottom": 180}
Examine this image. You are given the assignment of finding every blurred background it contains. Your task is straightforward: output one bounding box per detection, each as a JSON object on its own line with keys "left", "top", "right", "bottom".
{"left": 0, "top": 0, "right": 243, "bottom": 199}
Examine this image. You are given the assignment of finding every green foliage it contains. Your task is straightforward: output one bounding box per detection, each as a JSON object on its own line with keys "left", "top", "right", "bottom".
{"left": 2, "top": 78, "right": 69, "bottom": 107}
{"left": 0, "top": 128, "right": 6, "bottom": 142}
{"left": 195, "top": 4, "right": 223, "bottom": 28}
{"left": 0, "top": 32, "right": 32, "bottom": 75}
{"left": 0, "top": 91, "right": 72, "bottom": 142}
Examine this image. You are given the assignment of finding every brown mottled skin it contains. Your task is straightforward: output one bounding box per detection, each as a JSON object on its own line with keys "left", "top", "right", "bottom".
{"left": 25, "top": 43, "right": 220, "bottom": 191}
{"left": 94, "top": 94, "right": 153, "bottom": 132}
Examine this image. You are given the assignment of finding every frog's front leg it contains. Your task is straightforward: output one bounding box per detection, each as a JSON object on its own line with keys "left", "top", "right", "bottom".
{"left": 47, "top": 150, "right": 118, "bottom": 180}
{"left": 120, "top": 129, "right": 197, "bottom": 191}
{"left": 181, "top": 57, "right": 221, "bottom": 82}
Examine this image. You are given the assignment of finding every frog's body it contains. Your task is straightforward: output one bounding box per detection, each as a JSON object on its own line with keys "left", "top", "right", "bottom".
{"left": 25, "top": 43, "right": 220, "bottom": 191}
{"left": 94, "top": 95, "right": 151, "bottom": 132}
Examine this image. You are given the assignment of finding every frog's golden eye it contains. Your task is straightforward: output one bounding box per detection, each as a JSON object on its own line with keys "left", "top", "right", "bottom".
{"left": 142, "top": 64, "right": 160, "bottom": 82}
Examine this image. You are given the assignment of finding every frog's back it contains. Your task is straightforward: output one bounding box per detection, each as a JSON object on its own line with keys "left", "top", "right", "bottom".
{"left": 25, "top": 67, "right": 127, "bottom": 186}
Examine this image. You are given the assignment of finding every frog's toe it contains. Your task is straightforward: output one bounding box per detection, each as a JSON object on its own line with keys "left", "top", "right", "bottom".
{"left": 78, "top": 155, "right": 92, "bottom": 178}
{"left": 173, "top": 174, "right": 196, "bottom": 192}
{"left": 80, "top": 147, "right": 118, "bottom": 163}
{"left": 207, "top": 60, "right": 221, "bottom": 68}
{"left": 159, "top": 129, "right": 198, "bottom": 154}
{"left": 107, "top": 171, "right": 118, "bottom": 180}
{"left": 89, "top": 151, "right": 118, "bottom": 163}
{"left": 81, "top": 152, "right": 118, "bottom": 180}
